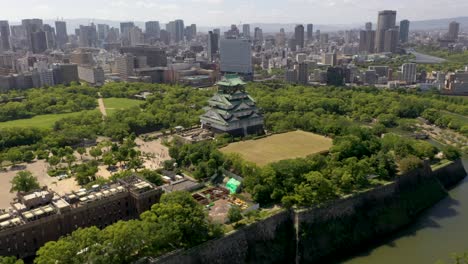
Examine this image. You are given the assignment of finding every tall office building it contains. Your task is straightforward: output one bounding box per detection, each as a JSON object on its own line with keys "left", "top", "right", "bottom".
{"left": 185, "top": 25, "right": 197, "bottom": 41}
{"left": 129, "top": 27, "right": 144, "bottom": 46}
{"left": 190, "top": 24, "right": 197, "bottom": 37}
{"left": 145, "top": 21, "right": 160, "bottom": 38}
{"left": 297, "top": 63, "right": 308, "bottom": 85}
{"left": 254, "top": 27, "right": 263, "bottom": 44}
{"left": 375, "top": 10, "right": 397, "bottom": 53}
{"left": 55, "top": 21, "right": 68, "bottom": 48}
{"left": 307, "top": 24, "right": 313, "bottom": 41}
{"left": 365, "top": 22, "right": 372, "bottom": 31}
{"left": 242, "top": 24, "right": 250, "bottom": 38}
{"left": 174, "top": 19, "right": 185, "bottom": 42}
{"left": 448, "top": 21, "right": 460, "bottom": 40}
{"left": 207, "top": 31, "right": 219, "bottom": 62}
{"left": 384, "top": 27, "right": 399, "bottom": 53}
{"left": 220, "top": 38, "right": 253, "bottom": 81}
{"left": 359, "top": 30, "right": 375, "bottom": 53}
{"left": 43, "top": 24, "right": 56, "bottom": 49}
{"left": 120, "top": 22, "right": 135, "bottom": 45}
{"left": 294, "top": 24, "right": 305, "bottom": 48}
{"left": 22, "top": 19, "right": 44, "bottom": 51}
{"left": 399, "top": 20, "right": 410, "bottom": 43}
{"left": 31, "top": 31, "right": 47, "bottom": 53}
{"left": 79, "top": 24, "right": 98, "bottom": 47}
{"left": 97, "top": 24, "right": 110, "bottom": 42}
{"left": 0, "top": 21, "right": 11, "bottom": 51}
{"left": 401, "top": 63, "right": 416, "bottom": 84}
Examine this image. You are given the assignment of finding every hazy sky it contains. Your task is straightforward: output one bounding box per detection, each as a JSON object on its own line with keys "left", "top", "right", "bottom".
{"left": 1, "top": 0, "right": 467, "bottom": 25}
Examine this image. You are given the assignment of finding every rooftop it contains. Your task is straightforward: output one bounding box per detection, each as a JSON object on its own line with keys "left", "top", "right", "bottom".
{"left": 217, "top": 74, "right": 246, "bottom": 87}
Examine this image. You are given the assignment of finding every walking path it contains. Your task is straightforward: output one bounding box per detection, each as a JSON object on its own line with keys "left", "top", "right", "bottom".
{"left": 97, "top": 92, "right": 107, "bottom": 118}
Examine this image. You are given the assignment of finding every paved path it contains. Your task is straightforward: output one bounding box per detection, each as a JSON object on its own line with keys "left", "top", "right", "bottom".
{"left": 97, "top": 92, "right": 107, "bottom": 118}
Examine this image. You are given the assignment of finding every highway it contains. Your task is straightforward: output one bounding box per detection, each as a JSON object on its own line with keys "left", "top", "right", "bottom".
{"left": 407, "top": 48, "right": 447, "bottom": 64}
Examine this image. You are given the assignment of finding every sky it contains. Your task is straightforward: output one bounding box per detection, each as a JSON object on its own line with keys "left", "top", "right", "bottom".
{"left": 1, "top": 0, "right": 467, "bottom": 26}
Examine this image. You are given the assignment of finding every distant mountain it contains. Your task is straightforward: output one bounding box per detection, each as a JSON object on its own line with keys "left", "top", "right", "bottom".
{"left": 9, "top": 16, "right": 468, "bottom": 34}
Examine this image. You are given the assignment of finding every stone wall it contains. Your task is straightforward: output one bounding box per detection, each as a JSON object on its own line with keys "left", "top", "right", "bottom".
{"left": 151, "top": 159, "right": 466, "bottom": 264}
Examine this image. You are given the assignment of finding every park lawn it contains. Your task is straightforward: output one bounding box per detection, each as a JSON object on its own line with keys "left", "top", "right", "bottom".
{"left": 220, "top": 130, "right": 333, "bottom": 166}
{"left": 103, "top": 98, "right": 143, "bottom": 112}
{"left": 0, "top": 110, "right": 98, "bottom": 129}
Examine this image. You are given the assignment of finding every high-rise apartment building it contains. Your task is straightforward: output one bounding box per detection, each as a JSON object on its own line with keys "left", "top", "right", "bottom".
{"left": 0, "top": 21, "right": 11, "bottom": 51}
{"left": 401, "top": 63, "right": 417, "bottom": 84}
{"left": 294, "top": 24, "right": 305, "bottom": 49}
{"left": 242, "top": 24, "right": 250, "bottom": 38}
{"left": 399, "top": 20, "right": 410, "bottom": 43}
{"left": 448, "top": 21, "right": 460, "bottom": 40}
{"left": 307, "top": 24, "right": 314, "bottom": 41}
{"left": 55, "top": 21, "right": 68, "bottom": 48}
{"left": 220, "top": 38, "right": 253, "bottom": 81}
{"left": 375, "top": 10, "right": 397, "bottom": 53}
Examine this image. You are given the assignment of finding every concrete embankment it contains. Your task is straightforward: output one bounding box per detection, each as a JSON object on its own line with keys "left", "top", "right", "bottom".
{"left": 150, "top": 159, "right": 467, "bottom": 264}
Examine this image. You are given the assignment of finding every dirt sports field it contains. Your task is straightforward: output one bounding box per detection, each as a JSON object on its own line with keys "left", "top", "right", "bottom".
{"left": 220, "top": 130, "right": 332, "bottom": 166}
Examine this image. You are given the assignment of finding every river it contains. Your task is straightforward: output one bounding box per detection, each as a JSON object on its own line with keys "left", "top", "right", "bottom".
{"left": 344, "top": 156, "right": 468, "bottom": 264}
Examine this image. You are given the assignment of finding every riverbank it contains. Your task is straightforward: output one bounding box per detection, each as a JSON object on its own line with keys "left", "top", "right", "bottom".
{"left": 149, "top": 159, "right": 466, "bottom": 264}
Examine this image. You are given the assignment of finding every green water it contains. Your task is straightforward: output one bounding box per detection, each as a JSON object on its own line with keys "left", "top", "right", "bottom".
{"left": 344, "top": 157, "right": 468, "bottom": 264}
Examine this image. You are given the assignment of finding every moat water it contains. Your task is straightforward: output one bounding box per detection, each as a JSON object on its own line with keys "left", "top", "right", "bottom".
{"left": 344, "top": 156, "right": 468, "bottom": 264}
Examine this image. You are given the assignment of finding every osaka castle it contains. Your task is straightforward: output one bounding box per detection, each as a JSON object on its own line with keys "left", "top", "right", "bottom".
{"left": 200, "top": 74, "right": 264, "bottom": 137}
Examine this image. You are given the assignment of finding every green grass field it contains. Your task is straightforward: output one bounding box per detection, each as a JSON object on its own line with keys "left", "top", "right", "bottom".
{"left": 103, "top": 98, "right": 143, "bottom": 115}
{"left": 442, "top": 110, "right": 468, "bottom": 125}
{"left": 0, "top": 110, "right": 98, "bottom": 129}
{"left": 220, "top": 130, "right": 333, "bottom": 166}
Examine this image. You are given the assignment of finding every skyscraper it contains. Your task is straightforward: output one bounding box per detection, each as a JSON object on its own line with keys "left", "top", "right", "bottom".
{"left": 0, "top": 21, "right": 10, "bottom": 51}
{"left": 174, "top": 19, "right": 185, "bottom": 43}
{"left": 43, "top": 24, "right": 56, "bottom": 49}
{"left": 97, "top": 24, "right": 110, "bottom": 42}
{"left": 384, "top": 27, "right": 399, "bottom": 53}
{"left": 359, "top": 30, "right": 375, "bottom": 54}
{"left": 365, "top": 22, "right": 372, "bottom": 31}
{"left": 401, "top": 63, "right": 416, "bottom": 84}
{"left": 120, "top": 22, "right": 135, "bottom": 46}
{"left": 307, "top": 24, "right": 313, "bottom": 41}
{"left": 207, "top": 31, "right": 219, "bottom": 62}
{"left": 145, "top": 21, "right": 160, "bottom": 39}
{"left": 254, "top": 27, "right": 263, "bottom": 45}
{"left": 399, "top": 20, "right": 410, "bottom": 43}
{"left": 79, "top": 24, "right": 98, "bottom": 48}
{"left": 55, "top": 21, "right": 68, "bottom": 49}
{"left": 448, "top": 21, "right": 460, "bottom": 40}
{"left": 294, "top": 24, "right": 305, "bottom": 49}
{"left": 375, "top": 10, "right": 397, "bottom": 53}
{"left": 31, "top": 31, "right": 47, "bottom": 53}
{"left": 242, "top": 24, "right": 250, "bottom": 38}
{"left": 220, "top": 38, "right": 253, "bottom": 81}
{"left": 22, "top": 19, "right": 44, "bottom": 51}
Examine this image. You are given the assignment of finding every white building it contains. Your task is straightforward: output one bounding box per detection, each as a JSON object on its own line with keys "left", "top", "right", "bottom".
{"left": 401, "top": 63, "right": 417, "bottom": 84}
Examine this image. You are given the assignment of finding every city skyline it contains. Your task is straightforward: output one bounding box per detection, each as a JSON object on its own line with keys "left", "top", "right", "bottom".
{"left": 2, "top": 0, "right": 468, "bottom": 26}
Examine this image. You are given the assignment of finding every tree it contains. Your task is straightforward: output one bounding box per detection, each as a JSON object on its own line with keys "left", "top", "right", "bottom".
{"left": 77, "top": 147, "right": 86, "bottom": 160}
{"left": 399, "top": 155, "right": 424, "bottom": 174}
{"left": 443, "top": 146, "right": 461, "bottom": 161}
{"left": 22, "top": 151, "right": 35, "bottom": 163}
{"left": 10, "top": 171, "right": 40, "bottom": 193}
{"left": 139, "top": 169, "right": 163, "bottom": 186}
{"left": 6, "top": 148, "right": 23, "bottom": 166}
{"left": 65, "top": 154, "right": 77, "bottom": 171}
{"left": 227, "top": 205, "right": 243, "bottom": 223}
{"left": 47, "top": 155, "right": 61, "bottom": 169}
{"left": 293, "top": 171, "right": 337, "bottom": 206}
{"left": 0, "top": 256, "right": 24, "bottom": 264}
{"left": 140, "top": 191, "right": 212, "bottom": 248}
{"left": 89, "top": 147, "right": 102, "bottom": 160}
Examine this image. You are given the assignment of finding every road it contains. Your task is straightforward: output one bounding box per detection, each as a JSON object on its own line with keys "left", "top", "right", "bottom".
{"left": 97, "top": 92, "right": 107, "bottom": 118}
{"left": 407, "top": 48, "right": 447, "bottom": 64}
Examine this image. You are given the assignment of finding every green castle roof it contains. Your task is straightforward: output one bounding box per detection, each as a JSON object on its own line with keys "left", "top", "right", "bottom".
{"left": 217, "top": 74, "right": 246, "bottom": 87}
